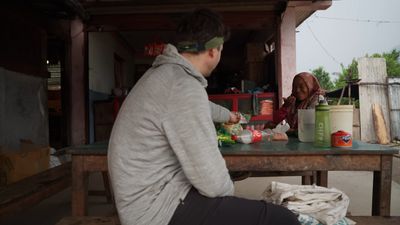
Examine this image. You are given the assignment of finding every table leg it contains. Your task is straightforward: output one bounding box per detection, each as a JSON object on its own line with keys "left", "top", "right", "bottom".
{"left": 302, "top": 174, "right": 312, "bottom": 185}
{"left": 102, "top": 171, "right": 113, "bottom": 203}
{"left": 72, "top": 155, "right": 89, "bottom": 216}
{"left": 316, "top": 171, "right": 328, "bottom": 187}
{"left": 372, "top": 155, "right": 392, "bottom": 216}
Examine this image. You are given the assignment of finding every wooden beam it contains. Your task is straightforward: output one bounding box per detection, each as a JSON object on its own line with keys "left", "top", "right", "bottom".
{"left": 83, "top": 1, "right": 284, "bottom": 15}
{"left": 223, "top": 11, "right": 278, "bottom": 30}
{"left": 87, "top": 14, "right": 177, "bottom": 31}
{"left": 55, "top": 217, "right": 117, "bottom": 225}
{"left": 87, "top": 11, "right": 277, "bottom": 31}
{"left": 69, "top": 18, "right": 88, "bottom": 145}
{"left": 288, "top": 0, "right": 332, "bottom": 10}
{"left": 276, "top": 6, "right": 296, "bottom": 105}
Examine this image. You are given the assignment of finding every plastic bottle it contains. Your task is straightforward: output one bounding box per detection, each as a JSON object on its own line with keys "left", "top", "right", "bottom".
{"left": 233, "top": 129, "right": 263, "bottom": 144}
{"left": 314, "top": 98, "right": 331, "bottom": 147}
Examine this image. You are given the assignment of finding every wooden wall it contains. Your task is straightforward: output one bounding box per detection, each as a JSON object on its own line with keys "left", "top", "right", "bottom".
{"left": 358, "top": 57, "right": 391, "bottom": 143}
{"left": 0, "top": 7, "right": 47, "bottom": 78}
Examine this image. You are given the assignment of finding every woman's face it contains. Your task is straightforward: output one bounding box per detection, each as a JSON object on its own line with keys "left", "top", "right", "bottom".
{"left": 293, "top": 77, "right": 309, "bottom": 101}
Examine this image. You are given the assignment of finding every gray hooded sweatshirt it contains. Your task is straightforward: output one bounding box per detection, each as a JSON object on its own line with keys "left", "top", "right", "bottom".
{"left": 108, "top": 44, "right": 235, "bottom": 225}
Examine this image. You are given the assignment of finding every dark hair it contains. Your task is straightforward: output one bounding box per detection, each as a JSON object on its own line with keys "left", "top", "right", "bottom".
{"left": 175, "top": 8, "right": 230, "bottom": 52}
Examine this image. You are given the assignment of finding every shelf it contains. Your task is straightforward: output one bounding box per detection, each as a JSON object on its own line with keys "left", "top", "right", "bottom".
{"left": 250, "top": 114, "right": 273, "bottom": 121}
{"left": 209, "top": 93, "right": 276, "bottom": 123}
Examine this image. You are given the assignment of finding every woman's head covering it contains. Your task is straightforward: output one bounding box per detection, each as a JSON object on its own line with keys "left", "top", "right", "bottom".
{"left": 286, "top": 72, "right": 325, "bottom": 128}
{"left": 291, "top": 72, "right": 325, "bottom": 109}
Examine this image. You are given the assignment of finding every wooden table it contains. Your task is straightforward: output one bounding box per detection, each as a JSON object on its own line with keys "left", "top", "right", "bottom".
{"left": 66, "top": 139, "right": 399, "bottom": 217}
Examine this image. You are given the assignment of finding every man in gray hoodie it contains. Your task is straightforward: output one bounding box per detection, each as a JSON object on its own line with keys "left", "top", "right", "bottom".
{"left": 108, "top": 8, "right": 300, "bottom": 225}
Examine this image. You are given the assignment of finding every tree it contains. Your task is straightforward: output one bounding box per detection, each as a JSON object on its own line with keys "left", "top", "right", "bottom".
{"left": 311, "top": 49, "right": 400, "bottom": 90}
{"left": 334, "top": 59, "right": 359, "bottom": 89}
{"left": 335, "top": 49, "right": 400, "bottom": 89}
{"left": 372, "top": 49, "right": 400, "bottom": 77}
{"left": 311, "top": 66, "right": 335, "bottom": 91}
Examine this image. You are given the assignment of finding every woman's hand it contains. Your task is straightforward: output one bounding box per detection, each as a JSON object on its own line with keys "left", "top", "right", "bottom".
{"left": 226, "top": 111, "right": 241, "bottom": 124}
{"left": 282, "top": 95, "right": 296, "bottom": 108}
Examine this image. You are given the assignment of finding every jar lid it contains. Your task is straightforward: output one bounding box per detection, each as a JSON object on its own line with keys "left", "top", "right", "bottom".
{"left": 332, "top": 130, "right": 351, "bottom": 136}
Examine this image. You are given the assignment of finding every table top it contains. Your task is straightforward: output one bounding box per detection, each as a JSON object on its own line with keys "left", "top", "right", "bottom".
{"left": 221, "top": 139, "right": 399, "bottom": 155}
{"left": 65, "top": 139, "right": 399, "bottom": 156}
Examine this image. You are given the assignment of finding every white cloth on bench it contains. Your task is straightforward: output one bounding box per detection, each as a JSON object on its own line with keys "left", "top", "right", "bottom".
{"left": 262, "top": 182, "right": 352, "bottom": 225}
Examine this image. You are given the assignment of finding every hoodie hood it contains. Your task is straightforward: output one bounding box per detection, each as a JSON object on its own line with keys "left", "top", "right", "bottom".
{"left": 152, "top": 44, "right": 208, "bottom": 87}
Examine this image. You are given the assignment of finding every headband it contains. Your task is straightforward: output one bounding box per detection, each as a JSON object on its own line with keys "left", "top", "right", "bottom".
{"left": 176, "top": 37, "right": 224, "bottom": 52}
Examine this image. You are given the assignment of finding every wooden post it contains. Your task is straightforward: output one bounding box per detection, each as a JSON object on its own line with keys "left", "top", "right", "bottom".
{"left": 69, "top": 18, "right": 87, "bottom": 145}
{"left": 372, "top": 155, "right": 392, "bottom": 216}
{"left": 276, "top": 6, "right": 296, "bottom": 106}
{"left": 358, "top": 57, "right": 391, "bottom": 143}
{"left": 387, "top": 77, "right": 400, "bottom": 140}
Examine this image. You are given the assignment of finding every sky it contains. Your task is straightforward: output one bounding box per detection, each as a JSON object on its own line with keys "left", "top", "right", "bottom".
{"left": 296, "top": 0, "right": 400, "bottom": 78}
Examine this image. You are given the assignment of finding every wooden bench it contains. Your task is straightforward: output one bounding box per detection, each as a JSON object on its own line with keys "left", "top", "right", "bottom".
{"left": 55, "top": 216, "right": 119, "bottom": 225}
{"left": 349, "top": 216, "right": 400, "bottom": 225}
{"left": 0, "top": 162, "right": 71, "bottom": 217}
{"left": 55, "top": 216, "right": 400, "bottom": 225}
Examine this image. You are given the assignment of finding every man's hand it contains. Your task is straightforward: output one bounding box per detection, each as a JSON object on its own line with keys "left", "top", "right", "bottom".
{"left": 226, "top": 111, "right": 241, "bottom": 124}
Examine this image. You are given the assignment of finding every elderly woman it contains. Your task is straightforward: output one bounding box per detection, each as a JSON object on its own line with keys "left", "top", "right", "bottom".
{"left": 274, "top": 72, "right": 325, "bottom": 129}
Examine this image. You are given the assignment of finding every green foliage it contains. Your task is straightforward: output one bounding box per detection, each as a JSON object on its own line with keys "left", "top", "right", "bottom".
{"left": 335, "top": 49, "right": 400, "bottom": 89}
{"left": 311, "top": 66, "right": 335, "bottom": 91}
{"left": 334, "top": 59, "right": 359, "bottom": 89}
{"left": 371, "top": 49, "right": 400, "bottom": 77}
{"left": 309, "top": 49, "right": 400, "bottom": 96}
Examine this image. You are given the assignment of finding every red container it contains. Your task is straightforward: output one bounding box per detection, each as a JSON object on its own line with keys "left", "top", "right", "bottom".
{"left": 331, "top": 130, "right": 352, "bottom": 147}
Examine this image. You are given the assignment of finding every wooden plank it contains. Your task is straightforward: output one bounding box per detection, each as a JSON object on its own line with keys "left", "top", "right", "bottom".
{"left": 224, "top": 155, "right": 382, "bottom": 171}
{"left": 83, "top": 155, "right": 108, "bottom": 172}
{"left": 358, "top": 57, "right": 391, "bottom": 143}
{"left": 0, "top": 162, "right": 71, "bottom": 217}
{"left": 388, "top": 77, "right": 400, "bottom": 140}
{"left": 246, "top": 171, "right": 317, "bottom": 186}
{"left": 55, "top": 215, "right": 400, "bottom": 225}
{"left": 55, "top": 216, "right": 117, "bottom": 225}
{"left": 372, "top": 104, "right": 390, "bottom": 144}
{"left": 353, "top": 108, "right": 361, "bottom": 140}
{"left": 349, "top": 216, "right": 400, "bottom": 225}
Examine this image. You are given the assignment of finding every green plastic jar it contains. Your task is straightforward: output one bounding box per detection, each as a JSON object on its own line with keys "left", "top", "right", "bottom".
{"left": 314, "top": 100, "right": 331, "bottom": 148}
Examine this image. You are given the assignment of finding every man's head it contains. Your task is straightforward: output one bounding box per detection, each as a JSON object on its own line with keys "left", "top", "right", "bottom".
{"left": 175, "top": 8, "right": 229, "bottom": 77}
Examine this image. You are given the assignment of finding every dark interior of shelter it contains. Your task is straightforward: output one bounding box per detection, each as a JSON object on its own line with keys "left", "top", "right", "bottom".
{"left": 2, "top": 0, "right": 306, "bottom": 148}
